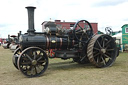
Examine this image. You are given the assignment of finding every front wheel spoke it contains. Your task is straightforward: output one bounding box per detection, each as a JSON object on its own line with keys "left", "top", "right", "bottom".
{"left": 38, "top": 60, "right": 46, "bottom": 63}
{"left": 37, "top": 56, "right": 43, "bottom": 61}
{"left": 22, "top": 57, "right": 29, "bottom": 60}
{"left": 104, "top": 54, "right": 112, "bottom": 60}
{"left": 30, "top": 66, "right": 35, "bottom": 75}
{"left": 34, "top": 66, "right": 38, "bottom": 74}
{"left": 26, "top": 54, "right": 33, "bottom": 61}
{"left": 41, "top": 64, "right": 46, "bottom": 67}
{"left": 37, "top": 65, "right": 42, "bottom": 71}
{"left": 21, "top": 62, "right": 31, "bottom": 65}
{"left": 33, "top": 51, "right": 37, "bottom": 60}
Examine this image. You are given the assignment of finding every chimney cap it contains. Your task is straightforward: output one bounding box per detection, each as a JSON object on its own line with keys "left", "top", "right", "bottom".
{"left": 25, "top": 6, "right": 36, "bottom": 9}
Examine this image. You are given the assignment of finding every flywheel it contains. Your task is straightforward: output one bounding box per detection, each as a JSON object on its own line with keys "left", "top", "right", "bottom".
{"left": 87, "top": 34, "right": 117, "bottom": 68}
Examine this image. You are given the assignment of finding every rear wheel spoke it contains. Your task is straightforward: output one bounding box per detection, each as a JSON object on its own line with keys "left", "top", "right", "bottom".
{"left": 96, "top": 56, "right": 99, "bottom": 63}
{"left": 94, "top": 47, "right": 100, "bottom": 51}
{"left": 96, "top": 40, "right": 102, "bottom": 48}
{"left": 102, "top": 37, "right": 105, "bottom": 48}
{"left": 101, "top": 56, "right": 106, "bottom": 65}
{"left": 94, "top": 53, "right": 100, "bottom": 57}
{"left": 104, "top": 54, "right": 112, "bottom": 60}
{"left": 106, "top": 49, "right": 114, "bottom": 51}
{"left": 105, "top": 40, "right": 111, "bottom": 47}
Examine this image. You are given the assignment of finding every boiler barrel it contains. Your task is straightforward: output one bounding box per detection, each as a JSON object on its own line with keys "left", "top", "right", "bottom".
{"left": 19, "top": 35, "right": 74, "bottom": 50}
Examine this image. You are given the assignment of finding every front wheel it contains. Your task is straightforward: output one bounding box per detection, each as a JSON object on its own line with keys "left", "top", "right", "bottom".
{"left": 17, "top": 47, "right": 48, "bottom": 77}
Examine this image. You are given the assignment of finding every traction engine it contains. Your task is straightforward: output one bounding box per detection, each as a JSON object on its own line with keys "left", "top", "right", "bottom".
{"left": 12, "top": 6, "right": 118, "bottom": 77}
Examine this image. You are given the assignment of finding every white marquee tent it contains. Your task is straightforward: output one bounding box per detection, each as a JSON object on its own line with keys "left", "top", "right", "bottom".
{"left": 112, "top": 33, "right": 123, "bottom": 52}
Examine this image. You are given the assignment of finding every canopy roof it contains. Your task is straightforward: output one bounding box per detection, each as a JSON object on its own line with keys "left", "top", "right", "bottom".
{"left": 112, "top": 33, "right": 122, "bottom": 39}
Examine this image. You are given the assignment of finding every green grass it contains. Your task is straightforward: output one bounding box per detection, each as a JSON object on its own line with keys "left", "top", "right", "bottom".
{"left": 0, "top": 46, "right": 128, "bottom": 85}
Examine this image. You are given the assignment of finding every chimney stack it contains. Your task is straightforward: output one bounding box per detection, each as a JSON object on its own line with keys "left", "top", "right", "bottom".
{"left": 26, "top": 6, "right": 36, "bottom": 34}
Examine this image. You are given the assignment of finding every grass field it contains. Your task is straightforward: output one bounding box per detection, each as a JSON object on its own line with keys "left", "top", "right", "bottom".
{"left": 0, "top": 46, "right": 128, "bottom": 85}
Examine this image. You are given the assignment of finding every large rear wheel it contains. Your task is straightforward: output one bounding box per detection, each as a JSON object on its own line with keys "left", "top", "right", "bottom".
{"left": 87, "top": 34, "right": 117, "bottom": 68}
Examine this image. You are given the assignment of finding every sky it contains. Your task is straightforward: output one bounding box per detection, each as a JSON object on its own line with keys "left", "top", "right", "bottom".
{"left": 0, "top": 0, "right": 128, "bottom": 38}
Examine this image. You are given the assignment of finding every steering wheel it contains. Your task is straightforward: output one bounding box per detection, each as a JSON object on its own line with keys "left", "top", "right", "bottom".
{"left": 105, "top": 27, "right": 113, "bottom": 35}
{"left": 73, "top": 20, "right": 93, "bottom": 42}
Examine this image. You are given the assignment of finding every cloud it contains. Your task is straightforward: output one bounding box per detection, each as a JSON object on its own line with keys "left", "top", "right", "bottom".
{"left": 0, "top": 24, "right": 9, "bottom": 28}
{"left": 93, "top": 0, "right": 128, "bottom": 7}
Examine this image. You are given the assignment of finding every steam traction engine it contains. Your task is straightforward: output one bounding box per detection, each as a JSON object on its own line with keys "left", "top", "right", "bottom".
{"left": 12, "top": 6, "right": 118, "bottom": 77}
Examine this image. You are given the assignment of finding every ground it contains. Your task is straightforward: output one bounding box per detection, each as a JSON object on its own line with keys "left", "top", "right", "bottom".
{"left": 0, "top": 46, "right": 128, "bottom": 85}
